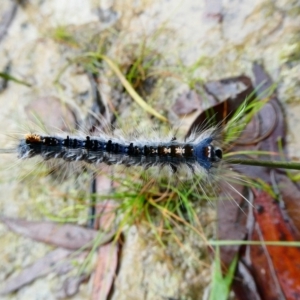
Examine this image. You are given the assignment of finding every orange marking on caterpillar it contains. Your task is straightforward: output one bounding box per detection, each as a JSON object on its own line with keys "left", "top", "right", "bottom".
{"left": 25, "top": 134, "right": 42, "bottom": 143}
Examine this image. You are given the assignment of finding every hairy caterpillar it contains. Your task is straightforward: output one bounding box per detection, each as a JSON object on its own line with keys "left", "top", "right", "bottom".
{"left": 2, "top": 124, "right": 223, "bottom": 182}
{"left": 1, "top": 112, "right": 254, "bottom": 222}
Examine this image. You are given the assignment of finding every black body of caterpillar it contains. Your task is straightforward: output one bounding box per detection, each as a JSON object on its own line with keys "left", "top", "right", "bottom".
{"left": 18, "top": 133, "right": 222, "bottom": 172}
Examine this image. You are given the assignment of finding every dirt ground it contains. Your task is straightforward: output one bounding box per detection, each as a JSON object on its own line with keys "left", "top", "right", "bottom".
{"left": 0, "top": 0, "right": 300, "bottom": 299}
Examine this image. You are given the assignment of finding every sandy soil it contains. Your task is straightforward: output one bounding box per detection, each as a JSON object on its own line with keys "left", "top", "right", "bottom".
{"left": 0, "top": 0, "right": 299, "bottom": 299}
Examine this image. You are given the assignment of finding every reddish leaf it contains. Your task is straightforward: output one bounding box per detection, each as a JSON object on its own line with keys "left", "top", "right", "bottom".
{"left": 95, "top": 200, "right": 118, "bottom": 231}
{"left": 91, "top": 176, "right": 120, "bottom": 299}
{"left": 217, "top": 183, "right": 248, "bottom": 267}
{"left": 249, "top": 190, "right": 300, "bottom": 299}
{"left": 277, "top": 174, "right": 300, "bottom": 237}
{"left": 92, "top": 242, "right": 119, "bottom": 300}
{"left": 0, "top": 217, "right": 114, "bottom": 250}
{"left": 172, "top": 90, "right": 203, "bottom": 115}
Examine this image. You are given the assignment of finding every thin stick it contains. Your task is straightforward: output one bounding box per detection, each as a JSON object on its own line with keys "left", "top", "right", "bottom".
{"left": 229, "top": 158, "right": 300, "bottom": 170}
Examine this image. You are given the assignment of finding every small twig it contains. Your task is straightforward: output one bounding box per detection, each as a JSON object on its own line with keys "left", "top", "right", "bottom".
{"left": 229, "top": 158, "right": 300, "bottom": 170}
